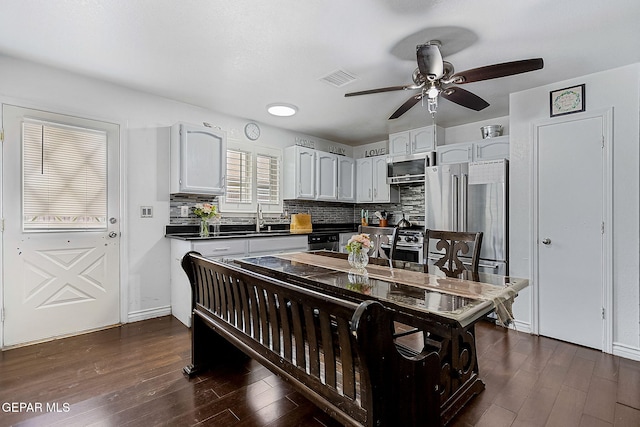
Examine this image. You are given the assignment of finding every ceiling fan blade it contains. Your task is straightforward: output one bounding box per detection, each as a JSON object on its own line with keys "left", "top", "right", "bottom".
{"left": 416, "top": 43, "right": 444, "bottom": 81}
{"left": 389, "top": 93, "right": 423, "bottom": 119}
{"left": 345, "top": 85, "right": 413, "bottom": 97}
{"left": 452, "top": 58, "right": 544, "bottom": 84}
{"left": 441, "top": 87, "right": 490, "bottom": 111}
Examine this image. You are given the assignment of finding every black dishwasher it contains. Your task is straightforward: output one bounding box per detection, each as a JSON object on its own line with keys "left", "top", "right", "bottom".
{"left": 307, "top": 232, "right": 339, "bottom": 251}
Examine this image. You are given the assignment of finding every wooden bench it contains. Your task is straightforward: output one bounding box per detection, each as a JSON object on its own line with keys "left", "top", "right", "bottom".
{"left": 181, "top": 251, "right": 443, "bottom": 427}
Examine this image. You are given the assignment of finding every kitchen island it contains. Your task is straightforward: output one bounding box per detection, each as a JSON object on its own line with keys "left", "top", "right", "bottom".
{"left": 234, "top": 251, "right": 528, "bottom": 424}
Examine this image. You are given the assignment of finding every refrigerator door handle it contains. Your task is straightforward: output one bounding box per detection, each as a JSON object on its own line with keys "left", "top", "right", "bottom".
{"left": 460, "top": 173, "right": 468, "bottom": 232}
{"left": 452, "top": 175, "right": 459, "bottom": 230}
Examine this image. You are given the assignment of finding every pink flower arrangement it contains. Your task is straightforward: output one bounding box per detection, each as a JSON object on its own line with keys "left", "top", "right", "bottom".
{"left": 193, "top": 203, "right": 220, "bottom": 220}
{"left": 346, "top": 233, "right": 371, "bottom": 254}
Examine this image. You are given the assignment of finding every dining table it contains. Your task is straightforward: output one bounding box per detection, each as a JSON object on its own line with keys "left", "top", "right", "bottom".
{"left": 233, "top": 250, "right": 529, "bottom": 424}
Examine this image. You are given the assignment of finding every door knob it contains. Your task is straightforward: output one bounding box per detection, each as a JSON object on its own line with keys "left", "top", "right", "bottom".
{"left": 109, "top": 231, "right": 118, "bottom": 238}
{"left": 542, "top": 238, "right": 551, "bottom": 245}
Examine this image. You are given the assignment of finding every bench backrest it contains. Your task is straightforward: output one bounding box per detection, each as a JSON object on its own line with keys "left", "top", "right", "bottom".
{"left": 182, "top": 252, "right": 368, "bottom": 425}
{"left": 182, "top": 252, "right": 442, "bottom": 427}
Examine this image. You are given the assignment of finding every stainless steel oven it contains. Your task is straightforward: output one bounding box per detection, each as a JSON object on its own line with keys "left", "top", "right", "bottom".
{"left": 381, "top": 229, "right": 425, "bottom": 264}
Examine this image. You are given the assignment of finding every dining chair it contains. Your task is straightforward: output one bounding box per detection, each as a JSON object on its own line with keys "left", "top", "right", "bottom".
{"left": 425, "top": 229, "right": 483, "bottom": 277}
{"left": 394, "top": 230, "right": 483, "bottom": 347}
{"left": 358, "top": 225, "right": 399, "bottom": 266}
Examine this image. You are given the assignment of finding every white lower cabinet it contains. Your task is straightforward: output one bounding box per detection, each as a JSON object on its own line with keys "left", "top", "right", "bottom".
{"left": 248, "top": 235, "right": 308, "bottom": 257}
{"left": 171, "top": 238, "right": 248, "bottom": 327}
{"left": 170, "top": 235, "right": 308, "bottom": 327}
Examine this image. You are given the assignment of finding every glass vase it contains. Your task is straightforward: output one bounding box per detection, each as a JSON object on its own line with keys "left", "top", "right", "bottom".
{"left": 348, "top": 249, "right": 369, "bottom": 272}
{"left": 199, "top": 218, "right": 210, "bottom": 238}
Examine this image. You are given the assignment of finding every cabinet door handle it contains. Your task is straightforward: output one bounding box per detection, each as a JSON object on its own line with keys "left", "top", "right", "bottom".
{"left": 369, "top": 188, "right": 372, "bottom": 198}
{"left": 211, "top": 247, "right": 231, "bottom": 251}
{"left": 221, "top": 175, "right": 226, "bottom": 189}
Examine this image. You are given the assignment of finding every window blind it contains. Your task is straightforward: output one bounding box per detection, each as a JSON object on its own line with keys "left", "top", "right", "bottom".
{"left": 22, "top": 120, "right": 107, "bottom": 231}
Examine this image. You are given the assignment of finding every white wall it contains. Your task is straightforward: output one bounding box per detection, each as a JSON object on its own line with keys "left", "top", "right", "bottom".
{"left": 0, "top": 55, "right": 350, "bottom": 321}
{"left": 509, "top": 63, "right": 640, "bottom": 356}
{"left": 443, "top": 116, "right": 509, "bottom": 145}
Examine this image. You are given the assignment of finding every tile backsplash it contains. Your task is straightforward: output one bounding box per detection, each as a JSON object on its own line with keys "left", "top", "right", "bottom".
{"left": 169, "top": 183, "right": 425, "bottom": 226}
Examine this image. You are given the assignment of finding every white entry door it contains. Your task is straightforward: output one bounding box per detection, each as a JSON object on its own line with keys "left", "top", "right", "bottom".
{"left": 536, "top": 113, "right": 607, "bottom": 350}
{"left": 2, "top": 104, "right": 121, "bottom": 347}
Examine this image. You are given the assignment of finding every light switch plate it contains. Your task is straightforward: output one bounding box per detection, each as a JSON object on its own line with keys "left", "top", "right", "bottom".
{"left": 141, "top": 206, "right": 153, "bottom": 218}
{"left": 180, "top": 206, "right": 189, "bottom": 217}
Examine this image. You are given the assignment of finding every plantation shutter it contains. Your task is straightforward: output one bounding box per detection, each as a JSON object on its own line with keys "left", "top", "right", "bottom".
{"left": 256, "top": 153, "right": 279, "bottom": 204}
{"left": 22, "top": 120, "right": 107, "bottom": 231}
{"left": 225, "top": 148, "right": 252, "bottom": 204}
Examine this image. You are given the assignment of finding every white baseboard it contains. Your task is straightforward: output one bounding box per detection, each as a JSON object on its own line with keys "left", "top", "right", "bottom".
{"left": 613, "top": 342, "right": 640, "bottom": 362}
{"left": 509, "top": 319, "right": 532, "bottom": 334}
{"left": 127, "top": 305, "right": 171, "bottom": 323}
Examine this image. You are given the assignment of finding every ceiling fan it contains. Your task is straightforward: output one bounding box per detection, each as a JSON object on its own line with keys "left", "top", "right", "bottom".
{"left": 345, "top": 40, "right": 543, "bottom": 119}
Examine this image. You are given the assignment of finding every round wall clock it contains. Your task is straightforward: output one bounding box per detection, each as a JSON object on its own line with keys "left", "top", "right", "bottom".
{"left": 244, "top": 122, "right": 261, "bottom": 141}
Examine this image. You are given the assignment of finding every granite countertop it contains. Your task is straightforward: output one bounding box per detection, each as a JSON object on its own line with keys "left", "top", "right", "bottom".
{"left": 165, "top": 223, "right": 359, "bottom": 241}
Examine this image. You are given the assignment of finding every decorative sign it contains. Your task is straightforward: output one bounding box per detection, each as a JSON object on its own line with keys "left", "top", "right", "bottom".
{"left": 328, "top": 145, "right": 346, "bottom": 156}
{"left": 295, "top": 137, "right": 316, "bottom": 149}
{"left": 364, "top": 147, "right": 388, "bottom": 157}
{"left": 550, "top": 84, "right": 585, "bottom": 117}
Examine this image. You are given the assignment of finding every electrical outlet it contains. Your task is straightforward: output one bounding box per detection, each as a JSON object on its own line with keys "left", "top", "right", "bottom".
{"left": 181, "top": 206, "right": 189, "bottom": 217}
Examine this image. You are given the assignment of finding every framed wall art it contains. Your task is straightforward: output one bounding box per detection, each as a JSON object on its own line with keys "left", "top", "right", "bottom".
{"left": 550, "top": 83, "right": 585, "bottom": 117}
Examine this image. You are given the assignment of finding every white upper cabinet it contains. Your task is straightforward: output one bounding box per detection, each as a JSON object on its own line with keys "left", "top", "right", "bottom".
{"left": 356, "top": 157, "right": 399, "bottom": 203}
{"left": 389, "top": 125, "right": 444, "bottom": 156}
{"left": 284, "top": 146, "right": 355, "bottom": 201}
{"left": 473, "top": 136, "right": 510, "bottom": 161}
{"left": 170, "top": 122, "right": 226, "bottom": 195}
{"left": 356, "top": 158, "right": 373, "bottom": 203}
{"left": 316, "top": 151, "right": 338, "bottom": 200}
{"left": 437, "top": 142, "right": 473, "bottom": 164}
{"left": 283, "top": 146, "right": 316, "bottom": 200}
{"left": 389, "top": 131, "right": 412, "bottom": 156}
{"left": 437, "top": 135, "right": 509, "bottom": 165}
{"left": 337, "top": 156, "right": 356, "bottom": 202}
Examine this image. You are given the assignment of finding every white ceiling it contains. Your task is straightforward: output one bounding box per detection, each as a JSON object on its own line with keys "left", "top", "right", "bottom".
{"left": 1, "top": 0, "right": 639, "bottom": 145}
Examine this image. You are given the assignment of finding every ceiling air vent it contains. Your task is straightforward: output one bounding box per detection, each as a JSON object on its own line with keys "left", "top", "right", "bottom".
{"left": 319, "top": 69, "right": 357, "bottom": 88}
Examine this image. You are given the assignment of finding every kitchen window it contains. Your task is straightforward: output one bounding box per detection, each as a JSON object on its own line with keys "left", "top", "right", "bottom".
{"left": 256, "top": 153, "right": 279, "bottom": 204}
{"left": 22, "top": 119, "right": 107, "bottom": 231}
{"left": 219, "top": 142, "right": 282, "bottom": 213}
{"left": 225, "top": 148, "right": 253, "bottom": 204}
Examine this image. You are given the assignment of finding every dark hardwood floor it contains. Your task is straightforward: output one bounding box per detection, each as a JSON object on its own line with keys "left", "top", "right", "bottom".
{"left": 1, "top": 316, "right": 639, "bottom": 426}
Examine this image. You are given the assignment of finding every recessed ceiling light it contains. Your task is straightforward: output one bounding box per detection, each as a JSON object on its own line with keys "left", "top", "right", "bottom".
{"left": 267, "top": 103, "right": 298, "bottom": 117}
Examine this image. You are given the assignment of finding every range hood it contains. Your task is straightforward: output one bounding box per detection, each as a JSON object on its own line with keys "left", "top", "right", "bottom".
{"left": 386, "top": 152, "right": 435, "bottom": 185}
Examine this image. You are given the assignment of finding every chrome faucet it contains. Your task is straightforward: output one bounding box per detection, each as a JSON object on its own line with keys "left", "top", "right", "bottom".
{"left": 256, "top": 203, "right": 265, "bottom": 232}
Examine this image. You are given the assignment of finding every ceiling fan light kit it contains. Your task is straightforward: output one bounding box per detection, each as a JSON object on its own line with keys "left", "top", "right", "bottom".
{"left": 345, "top": 40, "right": 544, "bottom": 118}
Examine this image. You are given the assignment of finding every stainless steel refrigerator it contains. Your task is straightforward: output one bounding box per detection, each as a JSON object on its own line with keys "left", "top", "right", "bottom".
{"left": 424, "top": 159, "right": 508, "bottom": 275}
